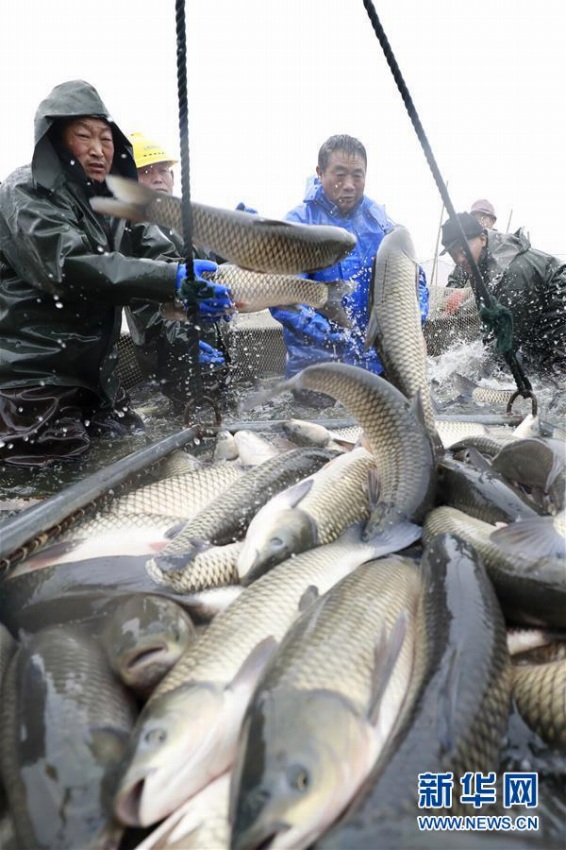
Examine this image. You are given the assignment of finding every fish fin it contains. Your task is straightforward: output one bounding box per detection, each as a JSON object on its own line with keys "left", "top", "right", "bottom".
{"left": 513, "top": 414, "right": 540, "bottom": 438}
{"left": 164, "top": 521, "right": 186, "bottom": 539}
{"left": 90, "top": 196, "right": 148, "bottom": 222}
{"left": 364, "top": 309, "right": 382, "bottom": 353}
{"left": 490, "top": 517, "right": 566, "bottom": 560}
{"left": 465, "top": 446, "right": 494, "bottom": 473}
{"left": 319, "top": 280, "right": 354, "bottom": 328}
{"left": 435, "top": 646, "right": 460, "bottom": 755}
{"left": 409, "top": 390, "right": 428, "bottom": 430}
{"left": 239, "top": 376, "right": 297, "bottom": 412}
{"left": 365, "top": 521, "right": 422, "bottom": 557}
{"left": 106, "top": 174, "right": 156, "bottom": 205}
{"left": 298, "top": 584, "right": 319, "bottom": 612}
{"left": 229, "top": 636, "right": 278, "bottom": 693}
{"left": 278, "top": 477, "right": 315, "bottom": 509}
{"left": 367, "top": 468, "right": 381, "bottom": 510}
{"left": 368, "top": 611, "right": 408, "bottom": 726}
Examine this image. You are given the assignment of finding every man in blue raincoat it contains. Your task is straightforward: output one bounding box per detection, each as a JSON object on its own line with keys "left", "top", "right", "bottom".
{"left": 271, "top": 135, "right": 428, "bottom": 404}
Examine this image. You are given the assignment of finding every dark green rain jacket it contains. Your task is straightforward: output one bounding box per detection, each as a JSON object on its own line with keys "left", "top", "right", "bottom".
{"left": 483, "top": 229, "right": 566, "bottom": 371}
{"left": 0, "top": 80, "right": 180, "bottom": 406}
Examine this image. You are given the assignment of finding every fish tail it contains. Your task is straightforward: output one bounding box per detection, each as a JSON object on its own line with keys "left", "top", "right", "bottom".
{"left": 239, "top": 376, "right": 298, "bottom": 412}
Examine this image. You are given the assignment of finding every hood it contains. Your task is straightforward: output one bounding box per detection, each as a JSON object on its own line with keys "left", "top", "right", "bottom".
{"left": 32, "top": 79, "right": 138, "bottom": 190}
{"left": 485, "top": 227, "right": 531, "bottom": 276}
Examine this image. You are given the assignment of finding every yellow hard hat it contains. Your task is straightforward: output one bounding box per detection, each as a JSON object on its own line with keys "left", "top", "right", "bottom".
{"left": 128, "top": 132, "right": 178, "bottom": 169}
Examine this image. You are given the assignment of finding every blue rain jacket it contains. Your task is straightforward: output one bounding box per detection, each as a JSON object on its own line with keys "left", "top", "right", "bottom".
{"left": 271, "top": 180, "right": 429, "bottom": 377}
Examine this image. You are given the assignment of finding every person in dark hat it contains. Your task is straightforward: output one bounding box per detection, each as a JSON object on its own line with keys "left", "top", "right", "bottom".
{"left": 440, "top": 212, "right": 565, "bottom": 373}
{"left": 448, "top": 200, "right": 498, "bottom": 288}
{"left": 0, "top": 80, "right": 233, "bottom": 467}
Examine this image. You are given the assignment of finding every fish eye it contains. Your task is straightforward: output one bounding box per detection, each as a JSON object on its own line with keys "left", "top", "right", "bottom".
{"left": 288, "top": 765, "right": 310, "bottom": 792}
{"left": 270, "top": 537, "right": 285, "bottom": 550}
{"left": 144, "top": 727, "right": 167, "bottom": 746}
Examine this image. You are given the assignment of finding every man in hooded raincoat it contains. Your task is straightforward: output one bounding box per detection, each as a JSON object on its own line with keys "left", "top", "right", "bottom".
{"left": 0, "top": 80, "right": 232, "bottom": 467}
{"left": 441, "top": 212, "right": 566, "bottom": 373}
{"left": 270, "top": 135, "right": 429, "bottom": 398}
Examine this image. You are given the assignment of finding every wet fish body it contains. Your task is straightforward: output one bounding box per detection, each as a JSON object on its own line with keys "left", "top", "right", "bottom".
{"left": 93, "top": 177, "right": 356, "bottom": 274}
{"left": 318, "top": 533, "right": 511, "bottom": 849}
{"left": 0, "top": 626, "right": 136, "bottom": 850}
{"left": 253, "top": 363, "right": 436, "bottom": 538}
{"left": 149, "top": 448, "right": 337, "bottom": 575}
{"left": 237, "top": 447, "right": 381, "bottom": 580}
{"left": 146, "top": 541, "right": 242, "bottom": 593}
{"left": 437, "top": 455, "right": 545, "bottom": 523}
{"left": 366, "top": 226, "right": 437, "bottom": 440}
{"left": 114, "top": 524, "right": 404, "bottom": 827}
{"left": 491, "top": 437, "right": 566, "bottom": 513}
{"left": 512, "top": 658, "right": 566, "bottom": 748}
{"left": 424, "top": 506, "right": 566, "bottom": 627}
{"left": 230, "top": 557, "right": 424, "bottom": 850}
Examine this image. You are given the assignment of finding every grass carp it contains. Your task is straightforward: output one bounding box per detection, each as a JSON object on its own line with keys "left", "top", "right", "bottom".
{"left": 146, "top": 541, "right": 242, "bottom": 593}
{"left": 229, "top": 556, "right": 424, "bottom": 850}
{"left": 92, "top": 176, "right": 356, "bottom": 275}
{"left": 148, "top": 448, "right": 336, "bottom": 575}
{"left": 424, "top": 507, "right": 566, "bottom": 628}
{"left": 237, "top": 447, "right": 420, "bottom": 582}
{"left": 317, "top": 533, "right": 511, "bottom": 849}
{"left": 246, "top": 363, "right": 436, "bottom": 540}
{"left": 114, "top": 523, "right": 410, "bottom": 828}
{"left": 0, "top": 626, "right": 136, "bottom": 850}
{"left": 366, "top": 226, "right": 437, "bottom": 441}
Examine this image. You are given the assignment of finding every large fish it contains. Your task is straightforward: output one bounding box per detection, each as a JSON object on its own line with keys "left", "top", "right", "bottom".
{"left": 229, "top": 556, "right": 424, "bottom": 850}
{"left": 490, "top": 437, "right": 566, "bottom": 514}
{"left": 114, "top": 523, "right": 418, "bottom": 828}
{"left": 0, "top": 626, "right": 136, "bottom": 850}
{"left": 424, "top": 506, "right": 566, "bottom": 627}
{"left": 0, "top": 555, "right": 239, "bottom": 636}
{"left": 365, "top": 226, "right": 437, "bottom": 441}
{"left": 245, "top": 363, "right": 436, "bottom": 540}
{"left": 148, "top": 448, "right": 337, "bottom": 575}
{"left": 436, "top": 455, "right": 545, "bottom": 524}
{"left": 317, "top": 533, "right": 511, "bottom": 849}
{"left": 162, "top": 263, "right": 353, "bottom": 326}
{"left": 99, "top": 595, "right": 197, "bottom": 697}
{"left": 92, "top": 176, "right": 356, "bottom": 274}
{"left": 237, "top": 447, "right": 420, "bottom": 583}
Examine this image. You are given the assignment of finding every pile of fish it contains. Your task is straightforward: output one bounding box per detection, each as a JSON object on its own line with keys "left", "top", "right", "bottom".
{"left": 0, "top": 215, "right": 564, "bottom": 850}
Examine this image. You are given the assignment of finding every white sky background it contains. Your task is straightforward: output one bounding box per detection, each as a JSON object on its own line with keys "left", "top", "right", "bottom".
{"left": 1, "top": 0, "right": 564, "bottom": 271}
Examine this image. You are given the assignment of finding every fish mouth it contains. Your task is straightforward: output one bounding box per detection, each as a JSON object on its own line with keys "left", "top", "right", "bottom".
{"left": 233, "top": 824, "right": 290, "bottom": 850}
{"left": 115, "top": 774, "right": 150, "bottom": 826}
{"left": 125, "top": 643, "right": 168, "bottom": 672}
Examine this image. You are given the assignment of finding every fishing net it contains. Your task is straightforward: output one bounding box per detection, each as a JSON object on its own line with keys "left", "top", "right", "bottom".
{"left": 424, "top": 285, "right": 481, "bottom": 356}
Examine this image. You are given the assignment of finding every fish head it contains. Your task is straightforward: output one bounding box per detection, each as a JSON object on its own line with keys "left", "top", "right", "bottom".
{"left": 102, "top": 596, "right": 196, "bottom": 694}
{"left": 115, "top": 681, "right": 233, "bottom": 826}
{"left": 238, "top": 509, "right": 318, "bottom": 584}
{"left": 230, "top": 687, "right": 369, "bottom": 850}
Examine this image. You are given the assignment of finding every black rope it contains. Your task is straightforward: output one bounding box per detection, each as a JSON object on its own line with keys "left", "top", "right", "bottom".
{"left": 361, "top": 0, "right": 532, "bottom": 396}
{"left": 174, "top": 0, "right": 203, "bottom": 402}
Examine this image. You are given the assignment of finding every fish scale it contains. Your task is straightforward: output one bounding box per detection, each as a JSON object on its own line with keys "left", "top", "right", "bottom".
{"left": 93, "top": 177, "right": 356, "bottom": 275}
{"left": 286, "top": 363, "right": 435, "bottom": 533}
{"left": 366, "top": 226, "right": 437, "bottom": 440}
{"left": 255, "top": 558, "right": 422, "bottom": 710}
{"left": 149, "top": 531, "right": 393, "bottom": 699}
{"left": 512, "top": 659, "right": 566, "bottom": 747}
{"left": 149, "top": 448, "right": 335, "bottom": 569}
{"left": 146, "top": 541, "right": 241, "bottom": 592}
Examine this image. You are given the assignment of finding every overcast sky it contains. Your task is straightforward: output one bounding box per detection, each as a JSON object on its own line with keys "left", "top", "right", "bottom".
{"left": 1, "top": 0, "right": 564, "bottom": 269}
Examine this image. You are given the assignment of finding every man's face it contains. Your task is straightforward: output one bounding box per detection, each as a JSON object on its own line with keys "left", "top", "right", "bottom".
{"left": 137, "top": 162, "right": 175, "bottom": 194}
{"left": 448, "top": 234, "right": 487, "bottom": 272}
{"left": 61, "top": 117, "right": 114, "bottom": 182}
{"left": 316, "top": 150, "right": 366, "bottom": 213}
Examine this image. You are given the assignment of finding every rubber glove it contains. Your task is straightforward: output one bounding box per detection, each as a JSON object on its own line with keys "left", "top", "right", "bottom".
{"left": 198, "top": 340, "right": 226, "bottom": 366}
{"left": 271, "top": 306, "right": 348, "bottom": 345}
{"left": 235, "top": 202, "right": 258, "bottom": 215}
{"left": 176, "top": 259, "right": 234, "bottom": 323}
